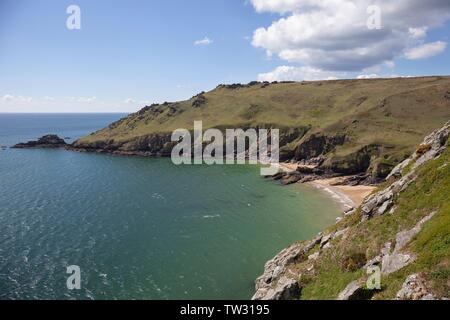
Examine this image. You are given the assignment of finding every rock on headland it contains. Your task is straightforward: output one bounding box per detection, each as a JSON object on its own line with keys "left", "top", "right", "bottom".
{"left": 12, "top": 135, "right": 67, "bottom": 149}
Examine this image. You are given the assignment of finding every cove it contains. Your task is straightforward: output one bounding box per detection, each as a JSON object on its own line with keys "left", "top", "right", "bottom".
{"left": 0, "top": 113, "right": 342, "bottom": 299}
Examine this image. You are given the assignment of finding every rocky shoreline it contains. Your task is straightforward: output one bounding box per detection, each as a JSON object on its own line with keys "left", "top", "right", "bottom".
{"left": 11, "top": 134, "right": 382, "bottom": 215}
{"left": 11, "top": 122, "right": 449, "bottom": 300}
{"left": 252, "top": 121, "right": 450, "bottom": 300}
{"left": 13, "top": 133, "right": 382, "bottom": 192}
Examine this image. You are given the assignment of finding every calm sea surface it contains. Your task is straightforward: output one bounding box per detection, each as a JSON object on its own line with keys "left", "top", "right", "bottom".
{"left": 0, "top": 113, "right": 341, "bottom": 299}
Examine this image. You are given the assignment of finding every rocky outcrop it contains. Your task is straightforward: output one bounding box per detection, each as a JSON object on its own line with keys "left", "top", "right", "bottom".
{"left": 277, "top": 170, "right": 329, "bottom": 185}
{"left": 12, "top": 135, "right": 67, "bottom": 149}
{"left": 252, "top": 226, "right": 352, "bottom": 300}
{"left": 396, "top": 274, "right": 436, "bottom": 300}
{"left": 322, "top": 144, "right": 379, "bottom": 177}
{"left": 191, "top": 92, "right": 207, "bottom": 108}
{"left": 254, "top": 121, "right": 449, "bottom": 300}
{"left": 252, "top": 234, "right": 323, "bottom": 300}
{"left": 336, "top": 208, "right": 439, "bottom": 300}
{"left": 293, "top": 133, "right": 345, "bottom": 162}
{"left": 252, "top": 276, "right": 301, "bottom": 300}
{"left": 72, "top": 133, "right": 175, "bottom": 156}
{"left": 337, "top": 280, "right": 366, "bottom": 300}
{"left": 380, "top": 242, "right": 414, "bottom": 275}
{"left": 337, "top": 211, "right": 438, "bottom": 300}
{"left": 380, "top": 211, "right": 435, "bottom": 274}
{"left": 361, "top": 121, "right": 449, "bottom": 220}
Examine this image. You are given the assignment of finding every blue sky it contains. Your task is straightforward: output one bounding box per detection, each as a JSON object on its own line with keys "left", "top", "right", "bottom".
{"left": 1, "top": 0, "right": 450, "bottom": 112}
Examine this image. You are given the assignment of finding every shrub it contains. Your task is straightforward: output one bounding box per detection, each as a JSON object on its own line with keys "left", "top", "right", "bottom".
{"left": 341, "top": 253, "right": 367, "bottom": 272}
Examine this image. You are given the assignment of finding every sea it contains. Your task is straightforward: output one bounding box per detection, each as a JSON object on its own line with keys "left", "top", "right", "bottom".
{"left": 0, "top": 113, "right": 341, "bottom": 300}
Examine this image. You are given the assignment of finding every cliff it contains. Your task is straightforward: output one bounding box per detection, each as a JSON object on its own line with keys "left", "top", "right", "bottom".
{"left": 252, "top": 121, "right": 450, "bottom": 300}
{"left": 73, "top": 76, "right": 450, "bottom": 183}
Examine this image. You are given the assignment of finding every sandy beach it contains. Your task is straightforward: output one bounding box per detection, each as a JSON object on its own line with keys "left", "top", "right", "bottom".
{"left": 276, "top": 163, "right": 377, "bottom": 209}
{"left": 309, "top": 177, "right": 377, "bottom": 209}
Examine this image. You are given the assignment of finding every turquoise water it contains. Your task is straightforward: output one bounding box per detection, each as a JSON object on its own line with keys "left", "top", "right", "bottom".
{"left": 0, "top": 114, "right": 341, "bottom": 300}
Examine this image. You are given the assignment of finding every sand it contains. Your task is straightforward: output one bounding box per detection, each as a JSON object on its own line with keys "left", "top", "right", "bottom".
{"left": 310, "top": 177, "right": 377, "bottom": 209}
{"left": 277, "top": 163, "right": 377, "bottom": 209}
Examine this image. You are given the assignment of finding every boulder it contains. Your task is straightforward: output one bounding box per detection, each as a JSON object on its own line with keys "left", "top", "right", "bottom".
{"left": 252, "top": 234, "right": 322, "bottom": 300}
{"left": 381, "top": 252, "right": 414, "bottom": 275}
{"left": 252, "top": 276, "right": 301, "bottom": 300}
{"left": 386, "top": 158, "right": 411, "bottom": 180}
{"left": 378, "top": 211, "right": 436, "bottom": 275}
{"left": 361, "top": 121, "right": 449, "bottom": 220}
{"left": 280, "top": 173, "right": 303, "bottom": 185}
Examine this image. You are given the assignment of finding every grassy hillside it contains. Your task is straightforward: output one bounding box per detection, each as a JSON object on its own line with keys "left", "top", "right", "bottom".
{"left": 252, "top": 123, "right": 449, "bottom": 300}
{"left": 298, "top": 138, "right": 450, "bottom": 299}
{"left": 75, "top": 76, "right": 450, "bottom": 180}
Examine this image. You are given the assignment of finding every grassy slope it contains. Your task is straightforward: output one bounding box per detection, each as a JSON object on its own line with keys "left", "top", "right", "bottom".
{"left": 297, "top": 140, "right": 450, "bottom": 299}
{"left": 78, "top": 77, "right": 450, "bottom": 164}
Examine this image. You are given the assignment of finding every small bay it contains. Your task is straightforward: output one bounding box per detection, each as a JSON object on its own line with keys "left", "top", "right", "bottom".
{"left": 0, "top": 113, "right": 341, "bottom": 299}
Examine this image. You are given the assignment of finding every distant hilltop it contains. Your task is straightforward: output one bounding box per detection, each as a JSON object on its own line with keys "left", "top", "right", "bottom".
{"left": 68, "top": 76, "right": 450, "bottom": 184}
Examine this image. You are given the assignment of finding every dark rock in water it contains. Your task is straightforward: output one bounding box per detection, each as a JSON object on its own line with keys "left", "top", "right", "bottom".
{"left": 12, "top": 134, "right": 67, "bottom": 149}
{"left": 271, "top": 172, "right": 285, "bottom": 181}
{"left": 281, "top": 173, "right": 303, "bottom": 185}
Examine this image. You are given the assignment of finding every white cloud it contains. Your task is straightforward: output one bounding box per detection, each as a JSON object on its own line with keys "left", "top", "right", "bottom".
{"left": 194, "top": 37, "right": 213, "bottom": 46}
{"left": 124, "top": 98, "right": 136, "bottom": 104}
{"left": 357, "top": 74, "right": 380, "bottom": 79}
{"left": 43, "top": 96, "right": 55, "bottom": 101}
{"left": 250, "top": 0, "right": 305, "bottom": 13}
{"left": 258, "top": 66, "right": 338, "bottom": 82}
{"left": 251, "top": 0, "right": 450, "bottom": 71}
{"left": 404, "top": 41, "right": 447, "bottom": 60}
{"left": 2, "top": 94, "right": 14, "bottom": 101}
{"left": 2, "top": 94, "right": 32, "bottom": 103}
{"left": 409, "top": 27, "right": 428, "bottom": 39}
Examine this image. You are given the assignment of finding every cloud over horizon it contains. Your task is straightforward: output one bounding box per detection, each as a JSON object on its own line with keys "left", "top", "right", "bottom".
{"left": 258, "top": 66, "right": 338, "bottom": 81}
{"left": 404, "top": 41, "right": 447, "bottom": 60}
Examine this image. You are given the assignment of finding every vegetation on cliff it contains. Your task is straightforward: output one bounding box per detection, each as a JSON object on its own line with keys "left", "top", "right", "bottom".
{"left": 74, "top": 77, "right": 450, "bottom": 181}
{"left": 253, "top": 122, "right": 449, "bottom": 300}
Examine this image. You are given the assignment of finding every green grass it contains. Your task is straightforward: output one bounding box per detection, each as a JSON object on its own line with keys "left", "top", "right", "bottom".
{"left": 297, "top": 139, "right": 450, "bottom": 300}
{"left": 74, "top": 77, "right": 450, "bottom": 177}
{"left": 78, "top": 77, "right": 450, "bottom": 145}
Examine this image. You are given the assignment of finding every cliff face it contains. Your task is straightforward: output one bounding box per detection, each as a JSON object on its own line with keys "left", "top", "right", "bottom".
{"left": 252, "top": 122, "right": 450, "bottom": 300}
{"left": 73, "top": 77, "right": 450, "bottom": 182}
